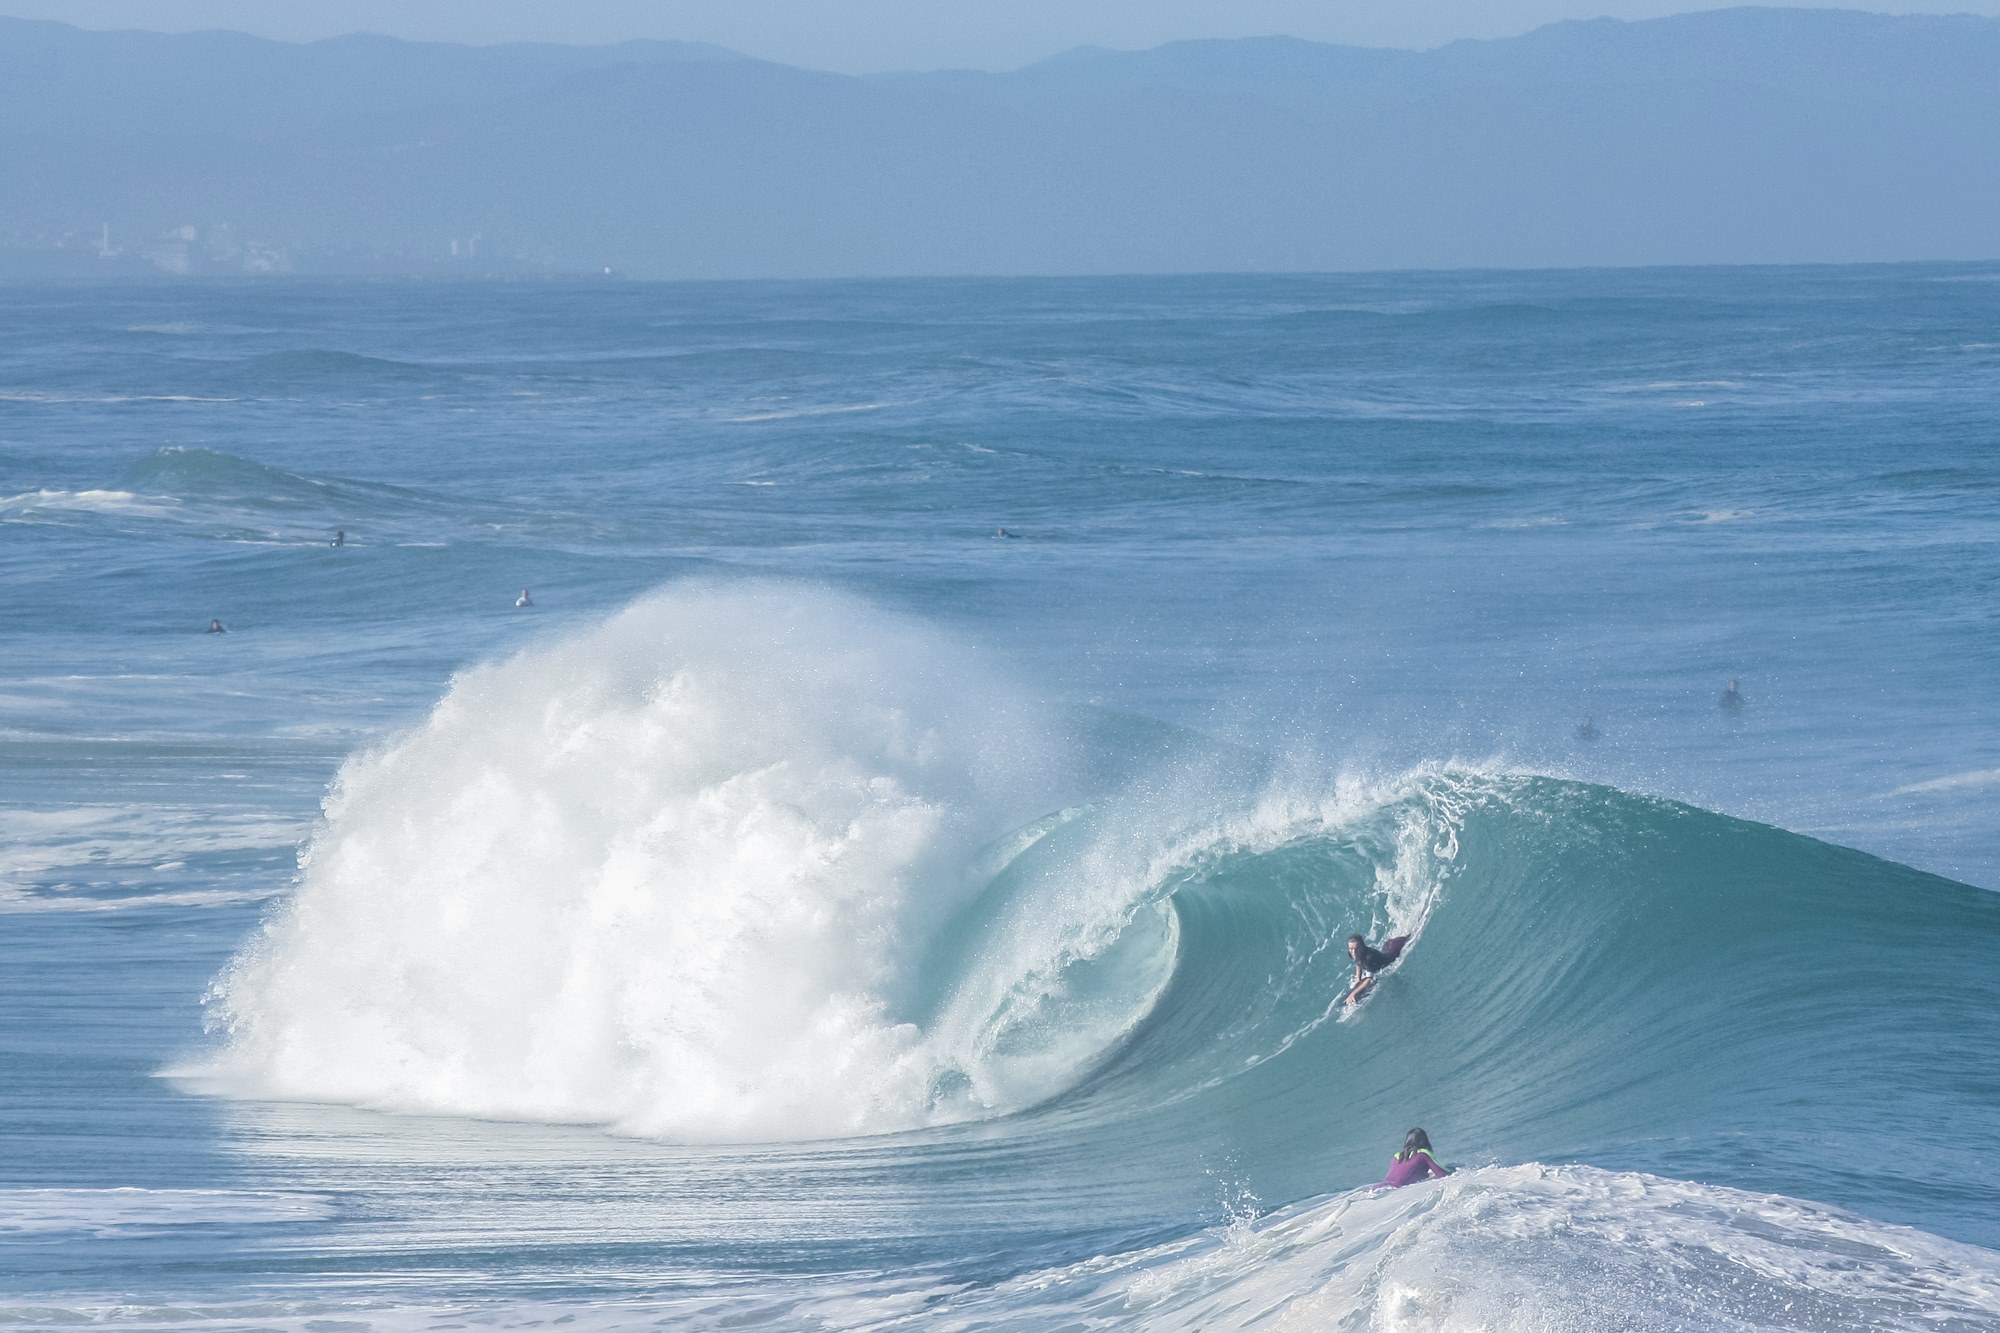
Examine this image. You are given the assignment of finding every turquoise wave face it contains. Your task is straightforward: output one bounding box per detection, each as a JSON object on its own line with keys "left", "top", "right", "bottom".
{"left": 995, "top": 772, "right": 2000, "bottom": 1250}
{"left": 803, "top": 763, "right": 1986, "bottom": 1262}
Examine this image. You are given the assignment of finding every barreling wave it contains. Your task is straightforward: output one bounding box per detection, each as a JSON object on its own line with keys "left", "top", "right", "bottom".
{"left": 192, "top": 582, "right": 2000, "bottom": 1248}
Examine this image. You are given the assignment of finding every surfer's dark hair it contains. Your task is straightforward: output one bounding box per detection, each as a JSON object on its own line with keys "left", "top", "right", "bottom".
{"left": 1347, "top": 934, "right": 1365, "bottom": 947}
{"left": 1400, "top": 1128, "right": 1432, "bottom": 1158}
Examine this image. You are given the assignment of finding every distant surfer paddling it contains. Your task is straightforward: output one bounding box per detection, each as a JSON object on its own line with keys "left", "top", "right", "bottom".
{"left": 1381, "top": 1128, "right": 1451, "bottom": 1188}
{"left": 1343, "top": 932, "right": 1408, "bottom": 1006}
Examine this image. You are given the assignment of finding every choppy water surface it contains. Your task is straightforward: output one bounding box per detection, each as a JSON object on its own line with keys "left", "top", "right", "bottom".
{"left": 2, "top": 267, "right": 1997, "bottom": 1329}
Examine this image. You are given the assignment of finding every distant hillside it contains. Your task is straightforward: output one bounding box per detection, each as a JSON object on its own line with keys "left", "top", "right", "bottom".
{"left": 3, "top": 7, "right": 1997, "bottom": 277}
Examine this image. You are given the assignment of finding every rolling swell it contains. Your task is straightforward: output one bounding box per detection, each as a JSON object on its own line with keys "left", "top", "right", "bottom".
{"left": 191, "top": 584, "right": 2000, "bottom": 1262}
{"left": 120, "top": 446, "right": 441, "bottom": 516}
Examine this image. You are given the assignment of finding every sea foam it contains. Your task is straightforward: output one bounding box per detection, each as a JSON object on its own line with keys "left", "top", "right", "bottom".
{"left": 198, "top": 582, "right": 1065, "bottom": 1142}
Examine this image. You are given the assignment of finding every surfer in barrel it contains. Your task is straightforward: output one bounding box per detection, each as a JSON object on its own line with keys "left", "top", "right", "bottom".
{"left": 1343, "top": 932, "right": 1409, "bottom": 1006}
{"left": 1381, "top": 1128, "right": 1451, "bottom": 1187}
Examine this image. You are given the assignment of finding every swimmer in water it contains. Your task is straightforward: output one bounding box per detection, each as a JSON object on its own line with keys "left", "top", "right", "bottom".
{"left": 1721, "top": 678, "right": 1744, "bottom": 711}
{"left": 1344, "top": 932, "right": 1409, "bottom": 1006}
{"left": 1574, "top": 715, "right": 1599, "bottom": 742}
{"left": 994, "top": 527, "right": 1016, "bottom": 539}
{"left": 206, "top": 618, "right": 226, "bottom": 634}
{"left": 515, "top": 589, "right": 533, "bottom": 607}
{"left": 1381, "top": 1128, "right": 1450, "bottom": 1188}
{"left": 331, "top": 530, "right": 344, "bottom": 547}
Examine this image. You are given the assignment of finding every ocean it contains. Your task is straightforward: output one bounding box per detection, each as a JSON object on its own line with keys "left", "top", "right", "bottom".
{"left": 1, "top": 264, "right": 1997, "bottom": 1330}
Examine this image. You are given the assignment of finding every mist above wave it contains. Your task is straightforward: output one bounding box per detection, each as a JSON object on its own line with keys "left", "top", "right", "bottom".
{"left": 197, "top": 582, "right": 1072, "bottom": 1142}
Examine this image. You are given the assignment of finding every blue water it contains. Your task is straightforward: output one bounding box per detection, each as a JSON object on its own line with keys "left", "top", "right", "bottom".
{"left": 3, "top": 266, "right": 1998, "bottom": 1330}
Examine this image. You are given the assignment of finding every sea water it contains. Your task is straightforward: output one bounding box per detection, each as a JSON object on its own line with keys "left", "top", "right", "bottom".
{"left": 1, "top": 266, "right": 1997, "bottom": 1329}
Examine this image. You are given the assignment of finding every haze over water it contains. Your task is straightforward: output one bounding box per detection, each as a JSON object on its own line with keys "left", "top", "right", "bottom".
{"left": 2, "top": 265, "right": 1998, "bottom": 1328}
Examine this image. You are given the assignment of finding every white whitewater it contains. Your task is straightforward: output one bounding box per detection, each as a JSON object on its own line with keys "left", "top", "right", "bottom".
{"left": 198, "top": 582, "right": 1068, "bottom": 1142}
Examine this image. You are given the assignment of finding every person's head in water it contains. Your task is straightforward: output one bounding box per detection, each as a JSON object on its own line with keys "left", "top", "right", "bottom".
{"left": 1347, "top": 934, "right": 1365, "bottom": 957}
{"left": 1399, "top": 1128, "right": 1433, "bottom": 1159}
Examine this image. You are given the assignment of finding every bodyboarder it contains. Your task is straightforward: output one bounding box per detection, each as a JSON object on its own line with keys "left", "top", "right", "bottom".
{"left": 1381, "top": 1128, "right": 1451, "bottom": 1187}
{"left": 1343, "top": 932, "right": 1409, "bottom": 1006}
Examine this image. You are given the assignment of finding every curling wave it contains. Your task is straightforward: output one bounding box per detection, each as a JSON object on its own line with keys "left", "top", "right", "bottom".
{"left": 196, "top": 584, "right": 2000, "bottom": 1259}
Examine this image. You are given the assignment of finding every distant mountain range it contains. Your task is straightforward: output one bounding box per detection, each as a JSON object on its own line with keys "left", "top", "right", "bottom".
{"left": 3, "top": 7, "right": 1997, "bottom": 278}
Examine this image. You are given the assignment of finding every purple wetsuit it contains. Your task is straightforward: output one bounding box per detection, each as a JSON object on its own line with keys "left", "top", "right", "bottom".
{"left": 1381, "top": 1149, "right": 1449, "bottom": 1188}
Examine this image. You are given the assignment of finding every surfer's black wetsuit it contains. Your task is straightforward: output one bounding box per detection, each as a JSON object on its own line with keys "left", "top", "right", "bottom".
{"left": 1345, "top": 934, "right": 1410, "bottom": 1003}
{"left": 1354, "top": 937, "right": 1406, "bottom": 974}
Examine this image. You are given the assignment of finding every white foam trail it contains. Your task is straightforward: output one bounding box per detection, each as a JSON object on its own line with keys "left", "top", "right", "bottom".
{"left": 0, "top": 1188, "right": 332, "bottom": 1235}
{"left": 0, "top": 392, "right": 232, "bottom": 403}
{"left": 724, "top": 401, "right": 890, "bottom": 423}
{"left": 195, "top": 582, "right": 1066, "bottom": 1143}
{"left": 1886, "top": 767, "right": 2000, "bottom": 796}
{"left": 0, "top": 806, "right": 303, "bottom": 913}
{"left": 0, "top": 488, "right": 178, "bottom": 518}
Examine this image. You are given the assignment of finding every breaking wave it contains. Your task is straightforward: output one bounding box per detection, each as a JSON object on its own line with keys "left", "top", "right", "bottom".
{"left": 193, "top": 582, "right": 2000, "bottom": 1272}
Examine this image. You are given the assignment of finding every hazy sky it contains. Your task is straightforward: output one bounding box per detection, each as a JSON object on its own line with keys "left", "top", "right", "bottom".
{"left": 8, "top": 1, "right": 1999, "bottom": 71}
